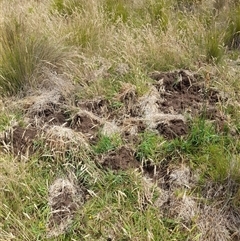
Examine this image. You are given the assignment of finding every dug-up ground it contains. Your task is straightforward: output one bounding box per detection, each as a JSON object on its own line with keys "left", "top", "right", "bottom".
{"left": 1, "top": 67, "right": 239, "bottom": 241}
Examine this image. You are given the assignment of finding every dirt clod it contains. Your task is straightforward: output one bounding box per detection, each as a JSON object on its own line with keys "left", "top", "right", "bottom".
{"left": 101, "top": 146, "right": 140, "bottom": 171}
{"left": 157, "top": 119, "right": 189, "bottom": 139}
{"left": 69, "top": 111, "right": 101, "bottom": 142}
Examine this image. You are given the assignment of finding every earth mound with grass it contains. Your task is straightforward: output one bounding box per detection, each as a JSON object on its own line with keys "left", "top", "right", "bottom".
{"left": 1, "top": 68, "right": 239, "bottom": 240}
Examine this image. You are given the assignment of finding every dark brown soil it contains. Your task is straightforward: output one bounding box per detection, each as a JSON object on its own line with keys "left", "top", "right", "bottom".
{"left": 27, "top": 97, "right": 69, "bottom": 126}
{"left": 101, "top": 146, "right": 140, "bottom": 171}
{"left": 149, "top": 70, "right": 225, "bottom": 139}
{"left": 43, "top": 110, "right": 69, "bottom": 125}
{"left": 151, "top": 70, "right": 220, "bottom": 115}
{"left": 77, "top": 98, "right": 128, "bottom": 120}
{"left": 69, "top": 112, "right": 100, "bottom": 142}
{"left": 47, "top": 178, "right": 85, "bottom": 237}
{"left": 48, "top": 191, "right": 78, "bottom": 228}
{"left": 157, "top": 119, "right": 189, "bottom": 139}
{"left": 1, "top": 126, "right": 38, "bottom": 155}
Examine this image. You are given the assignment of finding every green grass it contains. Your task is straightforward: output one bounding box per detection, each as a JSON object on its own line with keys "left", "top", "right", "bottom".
{"left": 51, "top": 0, "right": 85, "bottom": 16}
{"left": 103, "top": 0, "right": 169, "bottom": 29}
{"left": 0, "top": 108, "right": 24, "bottom": 132}
{"left": 76, "top": 70, "right": 150, "bottom": 100}
{"left": 93, "top": 133, "right": 122, "bottom": 154}
{"left": 224, "top": 4, "right": 240, "bottom": 49}
{"left": 0, "top": 113, "right": 13, "bottom": 132}
{"left": 161, "top": 118, "right": 240, "bottom": 183}
{"left": 137, "top": 131, "right": 165, "bottom": 162}
{"left": 205, "top": 29, "right": 225, "bottom": 63}
{"left": 49, "top": 170, "right": 190, "bottom": 240}
{"left": 0, "top": 156, "right": 51, "bottom": 240}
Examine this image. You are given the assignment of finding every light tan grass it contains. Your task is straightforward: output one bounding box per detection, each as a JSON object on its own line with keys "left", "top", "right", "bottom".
{"left": 101, "top": 121, "right": 121, "bottom": 137}
{"left": 197, "top": 206, "right": 231, "bottom": 241}
{"left": 139, "top": 85, "right": 185, "bottom": 129}
{"left": 43, "top": 125, "right": 89, "bottom": 155}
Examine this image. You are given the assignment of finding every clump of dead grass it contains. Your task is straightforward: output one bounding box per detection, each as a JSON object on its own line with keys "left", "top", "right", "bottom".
{"left": 43, "top": 125, "right": 89, "bottom": 158}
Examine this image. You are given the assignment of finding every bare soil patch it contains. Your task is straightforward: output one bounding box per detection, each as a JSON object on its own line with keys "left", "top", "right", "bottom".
{"left": 100, "top": 146, "right": 140, "bottom": 171}
{"left": 68, "top": 111, "right": 102, "bottom": 145}
{"left": 42, "top": 110, "right": 69, "bottom": 125}
{"left": 1, "top": 126, "right": 38, "bottom": 156}
{"left": 148, "top": 70, "right": 225, "bottom": 139}
{"left": 156, "top": 119, "right": 189, "bottom": 139}
{"left": 69, "top": 111, "right": 100, "bottom": 139}
{"left": 150, "top": 70, "right": 220, "bottom": 116}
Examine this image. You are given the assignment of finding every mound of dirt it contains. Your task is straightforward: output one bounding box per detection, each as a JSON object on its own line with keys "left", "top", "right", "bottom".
{"left": 25, "top": 90, "right": 69, "bottom": 125}
{"left": 47, "top": 178, "right": 85, "bottom": 238}
{"left": 14, "top": 70, "right": 77, "bottom": 128}
{"left": 101, "top": 146, "right": 140, "bottom": 171}
{"left": 43, "top": 125, "right": 89, "bottom": 156}
{"left": 150, "top": 70, "right": 220, "bottom": 116}
{"left": 141, "top": 70, "right": 225, "bottom": 139}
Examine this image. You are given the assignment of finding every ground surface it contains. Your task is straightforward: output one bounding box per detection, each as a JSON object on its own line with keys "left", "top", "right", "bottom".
{"left": 2, "top": 69, "right": 238, "bottom": 241}
{"left": 2, "top": 70, "right": 222, "bottom": 162}
{"left": 1, "top": 1, "right": 240, "bottom": 240}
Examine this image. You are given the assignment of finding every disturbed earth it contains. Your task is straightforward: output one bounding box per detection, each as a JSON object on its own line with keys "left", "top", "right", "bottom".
{"left": 1, "top": 69, "right": 224, "bottom": 160}
{"left": 1, "top": 69, "right": 239, "bottom": 240}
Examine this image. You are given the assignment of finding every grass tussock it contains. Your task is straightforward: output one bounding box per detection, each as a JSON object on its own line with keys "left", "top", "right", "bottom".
{"left": 0, "top": 17, "right": 67, "bottom": 96}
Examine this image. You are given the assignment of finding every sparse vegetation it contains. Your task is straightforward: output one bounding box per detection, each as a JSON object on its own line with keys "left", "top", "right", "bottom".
{"left": 1, "top": 0, "right": 240, "bottom": 240}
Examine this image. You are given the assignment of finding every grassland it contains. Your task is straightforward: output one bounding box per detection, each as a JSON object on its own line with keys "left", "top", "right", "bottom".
{"left": 0, "top": 0, "right": 240, "bottom": 240}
